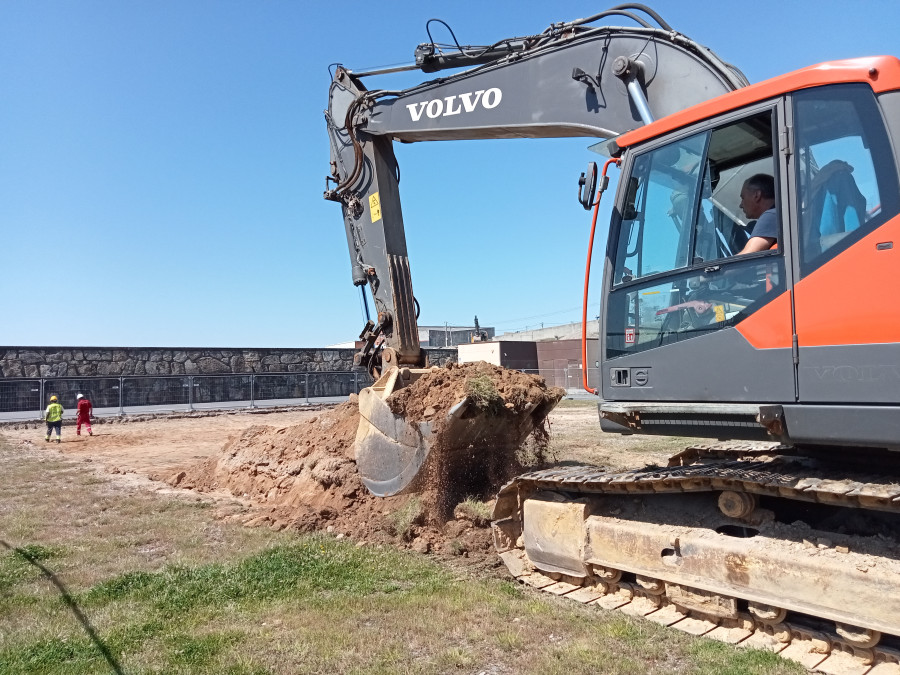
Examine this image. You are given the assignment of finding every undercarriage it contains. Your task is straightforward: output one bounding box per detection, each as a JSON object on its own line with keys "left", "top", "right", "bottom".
{"left": 492, "top": 445, "right": 900, "bottom": 674}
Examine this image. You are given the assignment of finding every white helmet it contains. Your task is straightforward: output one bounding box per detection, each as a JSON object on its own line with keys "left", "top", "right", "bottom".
{"left": 76, "top": 394, "right": 84, "bottom": 399}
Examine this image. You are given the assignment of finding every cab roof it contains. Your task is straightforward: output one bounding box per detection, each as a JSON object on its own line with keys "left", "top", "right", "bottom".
{"left": 614, "top": 56, "right": 900, "bottom": 152}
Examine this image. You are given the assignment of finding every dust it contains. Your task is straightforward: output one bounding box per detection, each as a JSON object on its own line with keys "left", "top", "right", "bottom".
{"left": 173, "top": 363, "right": 564, "bottom": 558}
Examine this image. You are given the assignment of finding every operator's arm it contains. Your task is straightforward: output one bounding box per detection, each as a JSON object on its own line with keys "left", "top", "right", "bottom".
{"left": 738, "top": 209, "right": 778, "bottom": 254}
{"left": 739, "top": 236, "right": 777, "bottom": 255}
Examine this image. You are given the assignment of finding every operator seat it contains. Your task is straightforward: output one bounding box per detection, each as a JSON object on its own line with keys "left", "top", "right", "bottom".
{"left": 805, "top": 159, "right": 867, "bottom": 256}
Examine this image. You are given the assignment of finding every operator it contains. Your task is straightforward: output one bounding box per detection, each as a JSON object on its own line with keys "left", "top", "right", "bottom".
{"left": 737, "top": 174, "right": 778, "bottom": 254}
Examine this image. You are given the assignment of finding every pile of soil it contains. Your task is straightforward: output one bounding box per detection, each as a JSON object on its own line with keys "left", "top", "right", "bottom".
{"left": 173, "top": 363, "right": 564, "bottom": 558}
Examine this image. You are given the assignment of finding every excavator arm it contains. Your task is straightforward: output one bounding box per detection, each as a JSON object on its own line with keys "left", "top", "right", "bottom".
{"left": 324, "top": 4, "right": 748, "bottom": 496}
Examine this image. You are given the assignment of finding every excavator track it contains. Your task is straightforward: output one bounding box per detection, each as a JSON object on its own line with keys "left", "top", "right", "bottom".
{"left": 492, "top": 446, "right": 900, "bottom": 674}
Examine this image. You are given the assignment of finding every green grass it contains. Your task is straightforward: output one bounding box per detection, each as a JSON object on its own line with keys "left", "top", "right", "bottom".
{"left": 0, "top": 532, "right": 805, "bottom": 675}
{"left": 86, "top": 536, "right": 448, "bottom": 609}
{"left": 0, "top": 544, "right": 66, "bottom": 596}
{"left": 386, "top": 496, "right": 424, "bottom": 540}
{"left": 0, "top": 537, "right": 452, "bottom": 674}
{"left": 0, "top": 432, "right": 805, "bottom": 675}
{"left": 555, "top": 398, "right": 597, "bottom": 408}
{"left": 466, "top": 374, "right": 503, "bottom": 411}
{"left": 454, "top": 496, "right": 492, "bottom": 525}
{"left": 688, "top": 639, "right": 794, "bottom": 675}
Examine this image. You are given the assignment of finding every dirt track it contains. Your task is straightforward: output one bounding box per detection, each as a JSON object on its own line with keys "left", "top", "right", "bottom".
{"left": 2, "top": 408, "right": 321, "bottom": 478}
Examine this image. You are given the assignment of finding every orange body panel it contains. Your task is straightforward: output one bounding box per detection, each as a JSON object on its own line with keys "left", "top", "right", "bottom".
{"left": 736, "top": 289, "right": 793, "bottom": 349}
{"left": 616, "top": 57, "right": 900, "bottom": 151}
{"left": 793, "top": 214, "right": 900, "bottom": 347}
{"left": 737, "top": 215, "right": 900, "bottom": 349}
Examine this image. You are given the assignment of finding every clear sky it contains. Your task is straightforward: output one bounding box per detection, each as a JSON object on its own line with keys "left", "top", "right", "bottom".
{"left": 3, "top": 1, "right": 899, "bottom": 347}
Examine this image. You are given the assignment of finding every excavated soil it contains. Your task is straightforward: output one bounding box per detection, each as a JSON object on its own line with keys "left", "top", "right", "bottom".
{"left": 173, "top": 364, "right": 564, "bottom": 558}
{"left": 387, "top": 361, "right": 562, "bottom": 425}
{"left": 388, "top": 362, "right": 564, "bottom": 519}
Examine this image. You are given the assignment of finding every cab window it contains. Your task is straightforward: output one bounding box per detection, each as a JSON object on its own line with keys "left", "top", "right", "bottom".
{"left": 794, "top": 84, "right": 900, "bottom": 276}
{"left": 607, "top": 109, "right": 783, "bottom": 358}
{"left": 613, "top": 133, "right": 705, "bottom": 284}
{"left": 695, "top": 112, "right": 776, "bottom": 261}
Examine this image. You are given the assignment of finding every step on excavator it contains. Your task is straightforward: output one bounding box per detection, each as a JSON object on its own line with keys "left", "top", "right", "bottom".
{"left": 325, "top": 5, "right": 900, "bottom": 671}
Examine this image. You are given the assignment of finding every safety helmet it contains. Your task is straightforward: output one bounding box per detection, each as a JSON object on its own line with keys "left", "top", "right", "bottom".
{"left": 76, "top": 394, "right": 84, "bottom": 399}
{"left": 50, "top": 395, "right": 58, "bottom": 402}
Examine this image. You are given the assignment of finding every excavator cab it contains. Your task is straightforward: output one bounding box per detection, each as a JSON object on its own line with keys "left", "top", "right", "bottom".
{"left": 600, "top": 73, "right": 900, "bottom": 449}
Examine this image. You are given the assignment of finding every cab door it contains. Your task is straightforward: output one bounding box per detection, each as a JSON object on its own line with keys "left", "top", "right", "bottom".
{"left": 601, "top": 101, "right": 796, "bottom": 404}
{"left": 790, "top": 83, "right": 900, "bottom": 404}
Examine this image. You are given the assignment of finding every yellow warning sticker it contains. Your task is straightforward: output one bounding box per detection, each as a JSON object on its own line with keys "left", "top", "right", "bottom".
{"left": 714, "top": 305, "right": 725, "bottom": 322}
{"left": 369, "top": 192, "right": 382, "bottom": 223}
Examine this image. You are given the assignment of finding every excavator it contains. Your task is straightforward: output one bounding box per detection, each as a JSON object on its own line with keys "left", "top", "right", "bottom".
{"left": 325, "top": 5, "right": 900, "bottom": 672}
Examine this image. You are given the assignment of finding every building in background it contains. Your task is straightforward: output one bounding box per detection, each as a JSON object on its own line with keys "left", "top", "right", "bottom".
{"left": 457, "top": 341, "right": 538, "bottom": 370}
{"left": 328, "top": 324, "right": 495, "bottom": 349}
{"left": 418, "top": 325, "right": 495, "bottom": 347}
{"left": 459, "top": 321, "right": 602, "bottom": 391}
{"left": 493, "top": 320, "right": 598, "bottom": 343}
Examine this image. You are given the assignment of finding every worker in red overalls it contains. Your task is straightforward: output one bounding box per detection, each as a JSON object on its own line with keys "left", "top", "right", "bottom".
{"left": 75, "top": 393, "right": 93, "bottom": 436}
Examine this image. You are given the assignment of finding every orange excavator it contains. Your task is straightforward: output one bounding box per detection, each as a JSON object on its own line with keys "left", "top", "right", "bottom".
{"left": 325, "top": 5, "right": 900, "bottom": 671}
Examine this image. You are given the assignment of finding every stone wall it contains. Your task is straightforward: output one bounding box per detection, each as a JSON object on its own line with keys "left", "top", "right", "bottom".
{"left": 0, "top": 346, "right": 458, "bottom": 379}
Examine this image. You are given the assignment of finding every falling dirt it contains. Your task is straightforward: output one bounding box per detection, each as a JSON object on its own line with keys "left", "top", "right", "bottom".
{"left": 174, "top": 364, "right": 564, "bottom": 559}
{"left": 386, "top": 362, "right": 564, "bottom": 520}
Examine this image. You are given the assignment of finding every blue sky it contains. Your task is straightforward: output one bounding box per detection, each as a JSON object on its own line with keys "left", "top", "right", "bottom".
{"left": 3, "top": 1, "right": 899, "bottom": 347}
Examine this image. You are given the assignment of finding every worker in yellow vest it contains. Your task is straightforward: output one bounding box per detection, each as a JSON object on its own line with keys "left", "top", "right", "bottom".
{"left": 44, "top": 395, "right": 64, "bottom": 443}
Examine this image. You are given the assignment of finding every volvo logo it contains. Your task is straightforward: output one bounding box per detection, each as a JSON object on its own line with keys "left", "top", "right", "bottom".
{"left": 804, "top": 365, "right": 900, "bottom": 383}
{"left": 406, "top": 88, "right": 503, "bottom": 122}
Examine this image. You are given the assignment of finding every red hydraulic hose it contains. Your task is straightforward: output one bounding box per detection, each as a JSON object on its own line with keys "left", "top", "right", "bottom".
{"left": 582, "top": 158, "right": 620, "bottom": 394}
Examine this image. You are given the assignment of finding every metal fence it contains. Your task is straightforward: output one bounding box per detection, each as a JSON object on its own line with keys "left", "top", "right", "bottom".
{"left": 521, "top": 367, "right": 601, "bottom": 394}
{"left": 0, "top": 371, "right": 375, "bottom": 420}
{"left": 1, "top": 367, "right": 598, "bottom": 422}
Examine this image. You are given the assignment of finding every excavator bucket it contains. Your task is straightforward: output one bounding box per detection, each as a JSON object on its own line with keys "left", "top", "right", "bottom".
{"left": 355, "top": 366, "right": 562, "bottom": 497}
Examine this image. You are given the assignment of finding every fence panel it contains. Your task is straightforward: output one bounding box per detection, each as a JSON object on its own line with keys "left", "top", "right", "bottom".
{"left": 308, "top": 371, "right": 371, "bottom": 398}
{"left": 253, "top": 373, "right": 308, "bottom": 402}
{"left": 191, "top": 375, "right": 252, "bottom": 407}
{"left": 0, "top": 379, "right": 42, "bottom": 413}
{"left": 43, "top": 378, "right": 123, "bottom": 409}
{"left": 122, "top": 376, "right": 191, "bottom": 409}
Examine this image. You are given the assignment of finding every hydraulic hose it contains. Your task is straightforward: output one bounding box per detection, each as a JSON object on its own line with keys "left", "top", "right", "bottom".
{"left": 582, "top": 158, "right": 620, "bottom": 395}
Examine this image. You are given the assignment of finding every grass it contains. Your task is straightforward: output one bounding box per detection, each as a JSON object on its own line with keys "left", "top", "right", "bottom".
{"left": 465, "top": 374, "right": 503, "bottom": 412}
{"left": 454, "top": 497, "right": 492, "bottom": 526}
{"left": 555, "top": 398, "right": 597, "bottom": 408}
{"left": 386, "top": 496, "right": 424, "bottom": 540}
{"left": 0, "top": 433, "right": 804, "bottom": 675}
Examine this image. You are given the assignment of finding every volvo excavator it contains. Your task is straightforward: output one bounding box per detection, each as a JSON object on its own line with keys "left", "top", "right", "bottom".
{"left": 325, "top": 5, "right": 900, "bottom": 672}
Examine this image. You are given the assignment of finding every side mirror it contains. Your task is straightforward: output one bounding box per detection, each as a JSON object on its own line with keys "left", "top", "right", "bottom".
{"left": 578, "top": 162, "right": 598, "bottom": 210}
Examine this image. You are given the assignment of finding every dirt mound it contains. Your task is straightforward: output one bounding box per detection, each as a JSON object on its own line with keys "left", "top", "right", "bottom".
{"left": 174, "top": 364, "right": 563, "bottom": 557}
{"left": 174, "top": 400, "right": 381, "bottom": 535}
